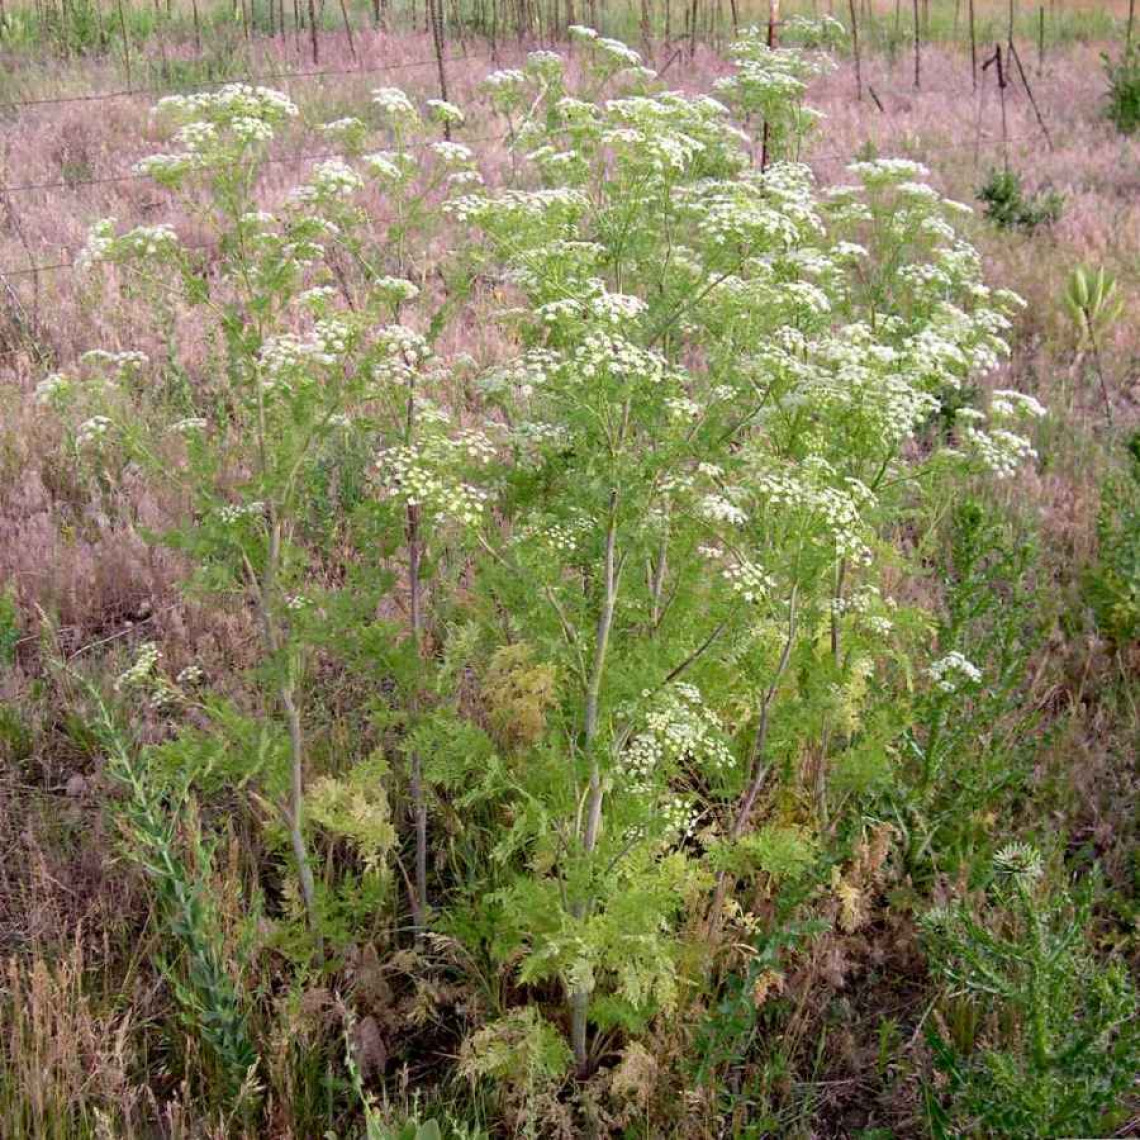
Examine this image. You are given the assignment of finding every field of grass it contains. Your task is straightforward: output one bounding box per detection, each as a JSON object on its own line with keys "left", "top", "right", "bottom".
{"left": 1, "top": 5, "right": 1139, "bottom": 1139}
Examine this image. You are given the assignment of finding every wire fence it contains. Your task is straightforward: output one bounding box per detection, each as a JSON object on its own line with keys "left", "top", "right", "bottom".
{"left": 0, "top": 47, "right": 486, "bottom": 111}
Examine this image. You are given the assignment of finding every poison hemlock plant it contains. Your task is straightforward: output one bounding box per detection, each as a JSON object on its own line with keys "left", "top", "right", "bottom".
{"left": 34, "top": 27, "right": 1048, "bottom": 1117}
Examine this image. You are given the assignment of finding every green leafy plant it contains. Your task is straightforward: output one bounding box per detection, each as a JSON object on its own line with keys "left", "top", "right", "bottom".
{"left": 85, "top": 683, "right": 259, "bottom": 1111}
{"left": 977, "top": 168, "right": 1064, "bottom": 233}
{"left": 31, "top": 29, "right": 1053, "bottom": 1132}
{"left": 1103, "top": 47, "right": 1140, "bottom": 134}
{"left": 1065, "top": 263, "right": 1125, "bottom": 424}
{"left": 1086, "top": 433, "right": 1140, "bottom": 644}
{"left": 922, "top": 846, "right": 1140, "bottom": 1138}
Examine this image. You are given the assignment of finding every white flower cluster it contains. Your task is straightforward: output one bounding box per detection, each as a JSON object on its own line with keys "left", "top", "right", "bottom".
{"left": 258, "top": 320, "right": 350, "bottom": 393}
{"left": 991, "top": 388, "right": 1047, "bottom": 420}
{"left": 176, "top": 664, "right": 205, "bottom": 687}
{"left": 80, "top": 349, "right": 148, "bottom": 374}
{"left": 512, "top": 513, "right": 592, "bottom": 556}
{"left": 961, "top": 425, "right": 1038, "bottom": 479}
{"left": 76, "top": 415, "right": 112, "bottom": 446}
{"left": 373, "top": 276, "right": 420, "bottom": 304}
{"left": 373, "top": 324, "right": 432, "bottom": 383}
{"left": 426, "top": 98, "right": 465, "bottom": 125}
{"left": 375, "top": 439, "right": 491, "bottom": 527}
{"left": 480, "top": 349, "right": 562, "bottom": 400}
{"left": 430, "top": 140, "right": 474, "bottom": 166}
{"left": 168, "top": 416, "right": 209, "bottom": 435}
{"left": 700, "top": 547, "right": 775, "bottom": 603}
{"left": 749, "top": 462, "right": 875, "bottom": 564}
{"left": 621, "top": 683, "right": 734, "bottom": 795}
{"left": 590, "top": 289, "right": 648, "bottom": 326}
{"left": 217, "top": 500, "right": 266, "bottom": 524}
{"left": 847, "top": 157, "right": 930, "bottom": 187}
{"left": 926, "top": 651, "right": 982, "bottom": 694}
{"left": 116, "top": 224, "right": 180, "bottom": 259}
{"left": 154, "top": 84, "right": 298, "bottom": 129}
{"left": 361, "top": 151, "right": 411, "bottom": 183}
{"left": 571, "top": 332, "right": 668, "bottom": 385}
{"left": 444, "top": 186, "right": 588, "bottom": 226}
{"left": 287, "top": 158, "right": 364, "bottom": 207}
{"left": 660, "top": 795, "right": 700, "bottom": 842}
{"left": 79, "top": 220, "right": 179, "bottom": 269}
{"left": 371, "top": 86, "right": 418, "bottom": 122}
{"left": 114, "top": 642, "right": 161, "bottom": 692}
{"left": 35, "top": 373, "right": 71, "bottom": 406}
{"left": 699, "top": 493, "right": 749, "bottom": 527}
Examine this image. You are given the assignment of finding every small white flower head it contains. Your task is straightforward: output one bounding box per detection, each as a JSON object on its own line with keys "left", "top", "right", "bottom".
{"left": 361, "top": 151, "right": 409, "bottom": 182}
{"left": 76, "top": 415, "right": 113, "bottom": 446}
{"left": 373, "top": 276, "right": 420, "bottom": 305}
{"left": 990, "top": 388, "right": 1047, "bottom": 421}
{"left": 525, "top": 50, "right": 565, "bottom": 80}
{"left": 176, "top": 664, "right": 205, "bottom": 687}
{"left": 76, "top": 218, "right": 117, "bottom": 271}
{"left": 115, "top": 642, "right": 161, "bottom": 692}
{"left": 926, "top": 651, "right": 982, "bottom": 694}
{"left": 372, "top": 86, "right": 419, "bottom": 124}
{"left": 217, "top": 500, "right": 266, "bottom": 525}
{"left": 319, "top": 116, "right": 368, "bottom": 150}
{"left": 430, "top": 140, "right": 474, "bottom": 167}
{"left": 426, "top": 98, "right": 465, "bottom": 126}
{"left": 35, "top": 373, "right": 72, "bottom": 407}
{"left": 168, "top": 416, "right": 208, "bottom": 435}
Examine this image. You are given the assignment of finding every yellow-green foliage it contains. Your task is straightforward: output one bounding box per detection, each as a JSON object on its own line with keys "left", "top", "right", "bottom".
{"left": 481, "top": 644, "right": 556, "bottom": 751}
{"left": 309, "top": 753, "right": 396, "bottom": 873}
{"left": 459, "top": 1007, "right": 571, "bottom": 1091}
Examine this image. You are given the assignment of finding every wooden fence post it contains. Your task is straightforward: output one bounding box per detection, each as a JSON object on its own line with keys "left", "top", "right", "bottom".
{"left": 912, "top": 0, "right": 921, "bottom": 88}
{"left": 848, "top": 0, "right": 862, "bottom": 102}
{"left": 761, "top": 0, "right": 779, "bottom": 168}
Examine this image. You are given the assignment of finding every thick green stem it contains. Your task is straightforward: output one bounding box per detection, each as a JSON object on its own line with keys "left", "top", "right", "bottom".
{"left": 571, "top": 493, "right": 621, "bottom": 1077}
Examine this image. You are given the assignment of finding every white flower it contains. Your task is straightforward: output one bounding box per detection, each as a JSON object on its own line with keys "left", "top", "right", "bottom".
{"left": 430, "top": 140, "right": 474, "bottom": 166}
{"left": 426, "top": 98, "right": 466, "bottom": 125}
{"left": 991, "top": 388, "right": 1047, "bottom": 420}
{"left": 699, "top": 493, "right": 748, "bottom": 526}
{"left": 372, "top": 86, "right": 418, "bottom": 121}
{"left": 115, "top": 642, "right": 161, "bottom": 691}
{"left": 76, "top": 416, "right": 112, "bottom": 446}
{"left": 926, "top": 651, "right": 982, "bottom": 693}
{"left": 35, "top": 373, "right": 71, "bottom": 406}
{"left": 169, "top": 416, "right": 208, "bottom": 434}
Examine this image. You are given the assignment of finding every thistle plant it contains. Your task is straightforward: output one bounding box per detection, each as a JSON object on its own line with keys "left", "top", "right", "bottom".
{"left": 922, "top": 847, "right": 1140, "bottom": 1138}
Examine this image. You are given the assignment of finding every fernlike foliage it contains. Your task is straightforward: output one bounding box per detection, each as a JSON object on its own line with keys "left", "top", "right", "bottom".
{"left": 41, "top": 22, "right": 1050, "bottom": 1115}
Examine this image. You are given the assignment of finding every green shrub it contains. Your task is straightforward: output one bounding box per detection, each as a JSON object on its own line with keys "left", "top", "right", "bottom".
{"left": 1104, "top": 48, "right": 1140, "bottom": 134}
{"left": 977, "top": 168, "right": 1064, "bottom": 233}
{"left": 1086, "top": 433, "right": 1140, "bottom": 644}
